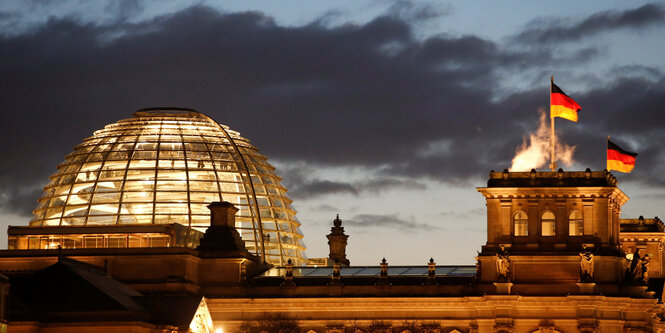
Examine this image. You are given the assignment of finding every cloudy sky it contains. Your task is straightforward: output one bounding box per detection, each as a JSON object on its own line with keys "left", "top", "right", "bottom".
{"left": 2, "top": 0, "right": 665, "bottom": 265}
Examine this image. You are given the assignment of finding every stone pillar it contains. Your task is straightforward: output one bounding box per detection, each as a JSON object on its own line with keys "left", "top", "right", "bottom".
{"left": 327, "top": 214, "right": 350, "bottom": 266}
{"left": 197, "top": 201, "right": 247, "bottom": 253}
{"left": 209, "top": 201, "right": 239, "bottom": 227}
{"left": 197, "top": 202, "right": 267, "bottom": 289}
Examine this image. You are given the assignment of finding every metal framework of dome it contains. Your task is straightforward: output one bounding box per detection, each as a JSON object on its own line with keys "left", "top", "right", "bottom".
{"left": 31, "top": 108, "right": 307, "bottom": 265}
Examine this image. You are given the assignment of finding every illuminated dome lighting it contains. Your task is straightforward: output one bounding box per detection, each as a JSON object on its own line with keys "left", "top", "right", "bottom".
{"left": 31, "top": 108, "right": 306, "bottom": 265}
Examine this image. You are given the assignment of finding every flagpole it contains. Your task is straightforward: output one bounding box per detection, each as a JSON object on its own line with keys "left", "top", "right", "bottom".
{"left": 550, "top": 76, "right": 557, "bottom": 171}
{"left": 607, "top": 135, "right": 610, "bottom": 171}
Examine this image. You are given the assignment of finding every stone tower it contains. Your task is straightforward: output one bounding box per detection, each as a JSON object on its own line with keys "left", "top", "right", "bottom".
{"left": 326, "top": 214, "right": 350, "bottom": 267}
{"left": 475, "top": 169, "right": 639, "bottom": 296}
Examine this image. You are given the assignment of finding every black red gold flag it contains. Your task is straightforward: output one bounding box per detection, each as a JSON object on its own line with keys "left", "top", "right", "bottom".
{"left": 551, "top": 82, "right": 582, "bottom": 122}
{"left": 607, "top": 139, "right": 637, "bottom": 173}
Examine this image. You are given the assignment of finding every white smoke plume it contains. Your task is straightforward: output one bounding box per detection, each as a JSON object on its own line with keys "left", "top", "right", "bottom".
{"left": 509, "top": 109, "right": 575, "bottom": 171}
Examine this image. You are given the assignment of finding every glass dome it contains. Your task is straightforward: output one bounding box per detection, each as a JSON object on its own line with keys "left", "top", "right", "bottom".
{"left": 31, "top": 108, "right": 307, "bottom": 265}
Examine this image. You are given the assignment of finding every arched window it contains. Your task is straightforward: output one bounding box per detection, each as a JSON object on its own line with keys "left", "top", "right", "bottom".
{"left": 541, "top": 211, "right": 556, "bottom": 236}
{"left": 514, "top": 211, "right": 528, "bottom": 236}
{"left": 568, "top": 210, "right": 583, "bottom": 236}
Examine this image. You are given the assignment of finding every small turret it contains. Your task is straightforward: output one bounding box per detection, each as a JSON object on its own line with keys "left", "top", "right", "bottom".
{"left": 326, "top": 214, "right": 350, "bottom": 267}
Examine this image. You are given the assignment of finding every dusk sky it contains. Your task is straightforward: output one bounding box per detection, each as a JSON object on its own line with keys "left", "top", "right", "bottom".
{"left": 2, "top": 0, "right": 665, "bottom": 265}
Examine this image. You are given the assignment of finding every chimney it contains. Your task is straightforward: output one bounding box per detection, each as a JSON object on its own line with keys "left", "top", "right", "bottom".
{"left": 209, "top": 201, "right": 239, "bottom": 227}
{"left": 197, "top": 201, "right": 249, "bottom": 254}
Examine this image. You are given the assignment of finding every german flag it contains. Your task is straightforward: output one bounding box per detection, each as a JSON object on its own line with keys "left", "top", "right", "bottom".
{"left": 607, "top": 139, "right": 637, "bottom": 173}
{"left": 551, "top": 81, "right": 581, "bottom": 122}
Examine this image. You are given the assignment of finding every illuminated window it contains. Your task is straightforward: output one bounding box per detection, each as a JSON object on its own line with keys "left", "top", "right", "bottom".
{"left": 568, "top": 210, "right": 583, "bottom": 236}
{"left": 541, "top": 211, "right": 556, "bottom": 236}
{"left": 514, "top": 211, "right": 528, "bottom": 236}
{"left": 30, "top": 109, "right": 307, "bottom": 265}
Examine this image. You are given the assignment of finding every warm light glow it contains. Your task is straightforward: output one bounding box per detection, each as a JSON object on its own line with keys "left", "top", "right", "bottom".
{"left": 509, "top": 110, "right": 575, "bottom": 171}
{"left": 216, "top": 328, "right": 224, "bottom": 333}
{"left": 31, "top": 109, "right": 306, "bottom": 265}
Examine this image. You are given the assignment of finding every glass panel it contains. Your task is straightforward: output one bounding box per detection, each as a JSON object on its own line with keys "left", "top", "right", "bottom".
{"left": 191, "top": 215, "right": 210, "bottom": 227}
{"left": 155, "top": 180, "right": 187, "bottom": 191}
{"left": 124, "top": 181, "right": 154, "bottom": 191}
{"left": 118, "top": 215, "right": 153, "bottom": 224}
{"left": 131, "top": 150, "right": 157, "bottom": 160}
{"left": 91, "top": 192, "right": 120, "bottom": 203}
{"left": 122, "top": 191, "right": 154, "bottom": 202}
{"left": 189, "top": 203, "right": 209, "bottom": 215}
{"left": 126, "top": 169, "right": 155, "bottom": 180}
{"left": 83, "top": 236, "right": 104, "bottom": 248}
{"left": 120, "top": 203, "right": 153, "bottom": 215}
{"left": 107, "top": 236, "right": 127, "bottom": 248}
{"left": 149, "top": 236, "right": 170, "bottom": 247}
{"left": 99, "top": 169, "right": 126, "bottom": 181}
{"left": 87, "top": 215, "right": 117, "bottom": 224}
{"left": 156, "top": 170, "right": 188, "bottom": 180}
{"left": 189, "top": 181, "right": 217, "bottom": 191}
{"left": 135, "top": 142, "right": 157, "bottom": 150}
{"left": 155, "top": 192, "right": 188, "bottom": 202}
{"left": 128, "top": 235, "right": 145, "bottom": 247}
{"left": 158, "top": 159, "right": 187, "bottom": 168}
{"left": 188, "top": 170, "right": 216, "bottom": 181}
{"left": 189, "top": 192, "right": 220, "bottom": 203}
{"left": 154, "top": 203, "right": 187, "bottom": 215}
{"left": 129, "top": 159, "right": 156, "bottom": 168}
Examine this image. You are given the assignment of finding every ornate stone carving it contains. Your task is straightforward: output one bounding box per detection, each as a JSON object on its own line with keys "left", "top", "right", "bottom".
{"left": 377, "top": 258, "right": 390, "bottom": 286}
{"left": 494, "top": 322, "right": 515, "bottom": 333}
{"left": 628, "top": 249, "right": 650, "bottom": 284}
{"left": 495, "top": 246, "right": 511, "bottom": 281}
{"left": 282, "top": 259, "right": 295, "bottom": 287}
{"left": 579, "top": 244, "right": 594, "bottom": 282}
{"left": 537, "top": 319, "right": 556, "bottom": 333}
{"left": 329, "top": 261, "right": 342, "bottom": 286}
{"left": 577, "top": 319, "right": 599, "bottom": 333}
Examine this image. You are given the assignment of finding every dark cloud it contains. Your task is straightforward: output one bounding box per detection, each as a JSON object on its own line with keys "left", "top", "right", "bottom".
{"left": 361, "top": 178, "right": 426, "bottom": 193}
{"left": 1, "top": 4, "right": 665, "bottom": 217}
{"left": 609, "top": 65, "right": 663, "bottom": 81}
{"left": 387, "top": 1, "right": 451, "bottom": 22}
{"left": 439, "top": 208, "right": 485, "bottom": 219}
{"left": 514, "top": 3, "right": 665, "bottom": 44}
{"left": 0, "top": 186, "right": 42, "bottom": 216}
{"left": 104, "top": 0, "right": 144, "bottom": 22}
{"left": 310, "top": 204, "right": 340, "bottom": 212}
{"left": 290, "top": 180, "right": 359, "bottom": 199}
{"left": 280, "top": 165, "right": 427, "bottom": 200}
{"left": 346, "top": 214, "right": 442, "bottom": 231}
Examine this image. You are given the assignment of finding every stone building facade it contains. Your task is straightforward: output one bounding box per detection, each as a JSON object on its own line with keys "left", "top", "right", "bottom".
{"left": 1, "top": 110, "right": 664, "bottom": 332}
{"left": 1, "top": 170, "right": 664, "bottom": 332}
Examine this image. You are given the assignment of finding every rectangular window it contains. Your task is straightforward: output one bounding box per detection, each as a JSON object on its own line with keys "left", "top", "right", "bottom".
{"left": 83, "top": 236, "right": 104, "bottom": 248}
{"left": 149, "top": 236, "right": 170, "bottom": 247}
{"left": 107, "top": 235, "right": 127, "bottom": 248}
{"left": 514, "top": 221, "right": 528, "bottom": 236}
{"left": 569, "top": 221, "right": 584, "bottom": 236}
{"left": 542, "top": 222, "right": 555, "bottom": 236}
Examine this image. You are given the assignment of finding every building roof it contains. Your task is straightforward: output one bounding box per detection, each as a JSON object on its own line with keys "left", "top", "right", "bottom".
{"left": 8, "top": 258, "right": 147, "bottom": 322}
{"left": 486, "top": 169, "right": 618, "bottom": 187}
{"left": 263, "top": 265, "right": 476, "bottom": 277}
{"left": 621, "top": 216, "right": 665, "bottom": 232}
{"left": 30, "top": 108, "right": 306, "bottom": 265}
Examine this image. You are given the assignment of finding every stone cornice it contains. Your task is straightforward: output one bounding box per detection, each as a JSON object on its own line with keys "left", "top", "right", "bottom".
{"left": 477, "top": 187, "right": 629, "bottom": 206}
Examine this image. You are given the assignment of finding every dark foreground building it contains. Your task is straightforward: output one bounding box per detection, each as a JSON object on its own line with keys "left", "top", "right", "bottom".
{"left": 1, "top": 109, "right": 664, "bottom": 333}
